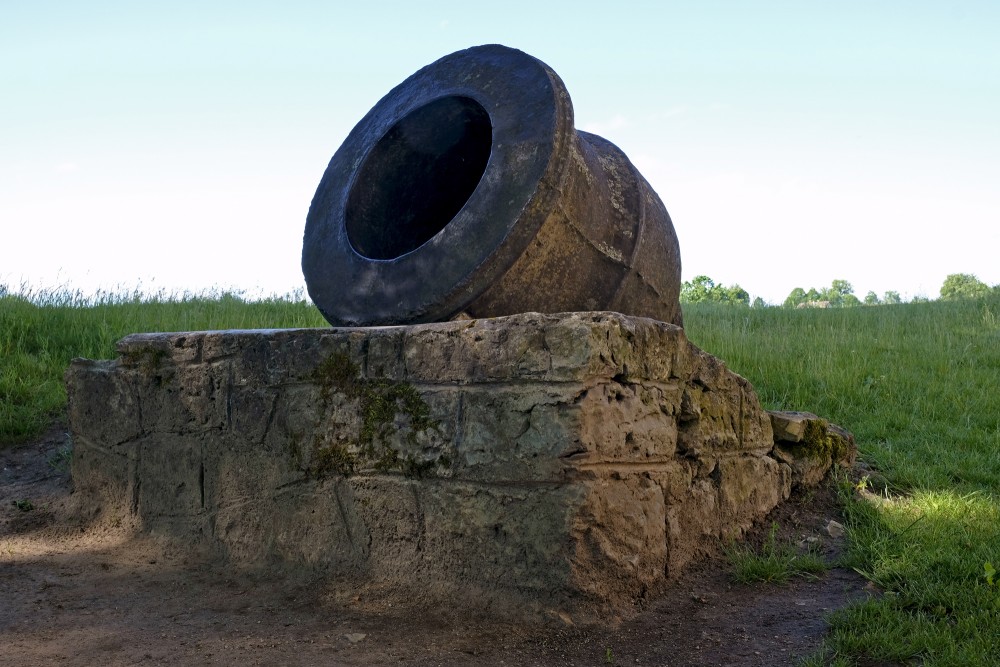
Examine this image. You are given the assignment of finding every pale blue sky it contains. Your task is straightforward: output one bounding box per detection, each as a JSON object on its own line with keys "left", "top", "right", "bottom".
{"left": 3, "top": 1, "right": 998, "bottom": 303}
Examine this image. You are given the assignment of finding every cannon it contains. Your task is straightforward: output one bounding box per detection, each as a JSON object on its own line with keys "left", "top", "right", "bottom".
{"left": 302, "top": 44, "right": 682, "bottom": 327}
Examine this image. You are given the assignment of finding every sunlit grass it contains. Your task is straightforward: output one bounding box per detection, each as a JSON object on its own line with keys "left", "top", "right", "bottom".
{"left": 684, "top": 296, "right": 1000, "bottom": 665}
{"left": 821, "top": 487, "right": 1000, "bottom": 665}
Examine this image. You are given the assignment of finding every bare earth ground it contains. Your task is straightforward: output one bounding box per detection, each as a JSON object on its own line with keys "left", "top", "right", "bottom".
{"left": 2, "top": 424, "right": 870, "bottom": 666}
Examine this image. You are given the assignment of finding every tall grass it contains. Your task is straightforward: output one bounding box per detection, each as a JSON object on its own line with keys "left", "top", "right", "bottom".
{"left": 684, "top": 297, "right": 1000, "bottom": 665}
{"left": 0, "top": 285, "right": 326, "bottom": 442}
{"left": 684, "top": 298, "right": 1000, "bottom": 494}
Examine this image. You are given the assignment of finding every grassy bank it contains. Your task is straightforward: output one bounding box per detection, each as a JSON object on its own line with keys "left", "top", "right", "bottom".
{"left": 2, "top": 287, "right": 999, "bottom": 664}
{"left": 683, "top": 297, "right": 1000, "bottom": 665}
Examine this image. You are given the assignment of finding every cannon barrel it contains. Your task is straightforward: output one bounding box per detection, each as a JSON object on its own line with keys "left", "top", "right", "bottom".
{"left": 302, "top": 44, "right": 683, "bottom": 327}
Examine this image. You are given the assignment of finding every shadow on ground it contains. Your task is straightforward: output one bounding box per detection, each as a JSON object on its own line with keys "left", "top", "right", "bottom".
{"left": 1, "top": 425, "right": 869, "bottom": 666}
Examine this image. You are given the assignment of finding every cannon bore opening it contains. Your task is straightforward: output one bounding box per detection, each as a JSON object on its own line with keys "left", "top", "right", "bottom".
{"left": 345, "top": 96, "right": 492, "bottom": 260}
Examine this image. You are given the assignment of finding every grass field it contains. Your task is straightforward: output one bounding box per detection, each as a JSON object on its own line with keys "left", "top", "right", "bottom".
{"left": 2, "top": 286, "right": 999, "bottom": 665}
{"left": 682, "top": 297, "right": 1000, "bottom": 666}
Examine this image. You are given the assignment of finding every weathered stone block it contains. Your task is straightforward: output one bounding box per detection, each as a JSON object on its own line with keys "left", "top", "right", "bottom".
{"left": 65, "top": 361, "right": 141, "bottom": 446}
{"left": 571, "top": 473, "right": 668, "bottom": 601}
{"left": 717, "top": 455, "right": 792, "bottom": 536}
{"left": 66, "top": 312, "right": 843, "bottom": 622}
{"left": 659, "top": 470, "right": 721, "bottom": 571}
{"left": 137, "top": 434, "right": 203, "bottom": 516}
{"left": 68, "top": 434, "right": 137, "bottom": 517}
{"left": 768, "top": 410, "right": 858, "bottom": 488}
{"left": 455, "top": 385, "right": 580, "bottom": 481}
{"left": 577, "top": 382, "right": 680, "bottom": 463}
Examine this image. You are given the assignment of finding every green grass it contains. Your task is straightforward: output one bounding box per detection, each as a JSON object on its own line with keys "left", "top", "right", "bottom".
{"left": 0, "top": 285, "right": 326, "bottom": 443}
{"left": 683, "top": 297, "right": 1000, "bottom": 666}
{"left": 3, "top": 286, "right": 1000, "bottom": 664}
{"left": 726, "top": 522, "right": 829, "bottom": 584}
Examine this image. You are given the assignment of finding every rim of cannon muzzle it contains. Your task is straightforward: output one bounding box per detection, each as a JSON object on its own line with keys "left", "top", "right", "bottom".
{"left": 302, "top": 44, "right": 682, "bottom": 327}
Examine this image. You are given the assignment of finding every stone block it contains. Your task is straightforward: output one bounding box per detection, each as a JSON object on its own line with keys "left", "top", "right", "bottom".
{"left": 454, "top": 385, "right": 580, "bottom": 481}
{"left": 67, "top": 311, "right": 843, "bottom": 622}
{"left": 571, "top": 474, "right": 668, "bottom": 602}
{"left": 768, "top": 410, "right": 857, "bottom": 488}
{"left": 769, "top": 410, "right": 816, "bottom": 443}
{"left": 576, "top": 382, "right": 680, "bottom": 463}
{"left": 717, "top": 455, "right": 792, "bottom": 536}
{"left": 662, "top": 474, "right": 720, "bottom": 572}
{"left": 137, "top": 434, "right": 203, "bottom": 517}
{"left": 65, "top": 360, "right": 141, "bottom": 446}
{"left": 69, "top": 434, "right": 137, "bottom": 517}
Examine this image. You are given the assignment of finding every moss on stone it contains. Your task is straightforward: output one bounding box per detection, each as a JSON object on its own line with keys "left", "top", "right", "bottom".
{"left": 826, "top": 429, "right": 854, "bottom": 465}
{"left": 310, "top": 434, "right": 357, "bottom": 477}
{"left": 313, "top": 352, "right": 361, "bottom": 403}
{"left": 801, "top": 418, "right": 852, "bottom": 463}
{"left": 309, "top": 351, "right": 446, "bottom": 479}
{"left": 121, "top": 347, "right": 169, "bottom": 376}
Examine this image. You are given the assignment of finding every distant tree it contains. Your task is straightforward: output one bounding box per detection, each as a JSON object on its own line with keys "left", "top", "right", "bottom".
{"left": 911, "top": 295, "right": 930, "bottom": 303}
{"left": 828, "top": 280, "right": 854, "bottom": 298}
{"left": 783, "top": 287, "right": 807, "bottom": 308}
{"left": 680, "top": 275, "right": 715, "bottom": 303}
{"left": 724, "top": 284, "right": 750, "bottom": 305}
{"left": 864, "top": 291, "right": 880, "bottom": 305}
{"left": 751, "top": 296, "right": 768, "bottom": 309}
{"left": 940, "top": 273, "right": 991, "bottom": 300}
{"left": 883, "top": 290, "right": 902, "bottom": 305}
{"left": 819, "top": 279, "right": 860, "bottom": 307}
{"left": 783, "top": 280, "right": 860, "bottom": 308}
{"left": 680, "top": 275, "right": 750, "bottom": 305}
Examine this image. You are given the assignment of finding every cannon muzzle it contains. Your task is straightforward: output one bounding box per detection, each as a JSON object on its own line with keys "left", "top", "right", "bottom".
{"left": 303, "top": 44, "right": 682, "bottom": 327}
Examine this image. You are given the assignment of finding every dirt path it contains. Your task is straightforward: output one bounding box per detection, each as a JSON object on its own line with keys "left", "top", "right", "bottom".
{"left": 2, "top": 425, "right": 869, "bottom": 666}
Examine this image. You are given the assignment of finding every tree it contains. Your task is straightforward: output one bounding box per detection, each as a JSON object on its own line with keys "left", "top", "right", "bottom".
{"left": 940, "top": 273, "right": 991, "bottom": 300}
{"left": 680, "top": 275, "right": 750, "bottom": 305}
{"left": 864, "top": 291, "right": 880, "bottom": 305}
{"left": 680, "top": 275, "right": 713, "bottom": 303}
{"left": 829, "top": 279, "right": 854, "bottom": 297}
{"left": 883, "top": 291, "right": 901, "bottom": 305}
{"left": 783, "top": 280, "right": 860, "bottom": 308}
{"left": 783, "top": 287, "right": 807, "bottom": 308}
{"left": 723, "top": 284, "right": 751, "bottom": 305}
{"left": 820, "top": 280, "right": 860, "bottom": 307}
{"left": 751, "top": 296, "right": 768, "bottom": 309}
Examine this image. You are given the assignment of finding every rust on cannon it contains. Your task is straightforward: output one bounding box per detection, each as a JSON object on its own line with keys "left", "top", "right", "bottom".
{"left": 302, "top": 44, "right": 682, "bottom": 327}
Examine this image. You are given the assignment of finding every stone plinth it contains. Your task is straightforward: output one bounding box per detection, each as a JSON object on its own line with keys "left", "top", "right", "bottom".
{"left": 67, "top": 312, "right": 815, "bottom": 621}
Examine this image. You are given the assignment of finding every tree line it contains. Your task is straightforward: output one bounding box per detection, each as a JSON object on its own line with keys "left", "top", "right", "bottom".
{"left": 679, "top": 273, "right": 999, "bottom": 307}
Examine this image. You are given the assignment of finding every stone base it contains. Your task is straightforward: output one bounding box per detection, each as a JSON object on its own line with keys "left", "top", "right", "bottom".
{"left": 66, "top": 312, "right": 845, "bottom": 621}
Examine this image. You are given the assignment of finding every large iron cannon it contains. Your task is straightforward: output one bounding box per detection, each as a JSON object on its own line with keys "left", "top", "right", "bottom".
{"left": 302, "top": 44, "right": 682, "bottom": 327}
